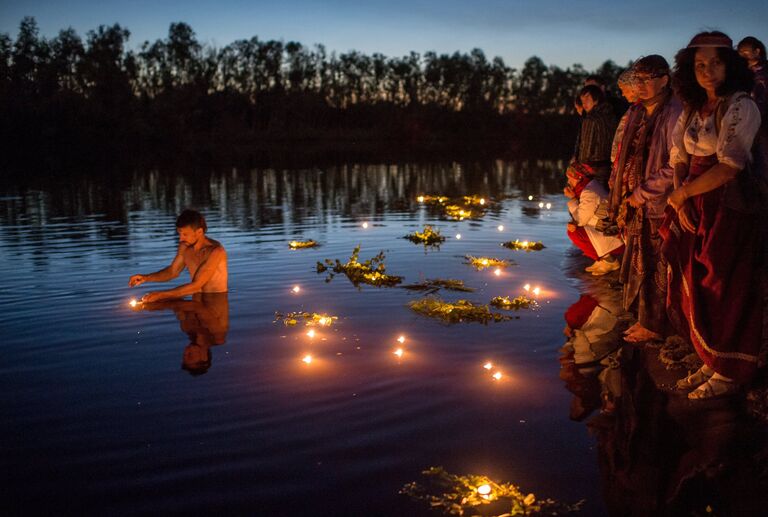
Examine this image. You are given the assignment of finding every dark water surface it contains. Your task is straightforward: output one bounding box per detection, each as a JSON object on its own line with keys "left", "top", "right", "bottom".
{"left": 1, "top": 161, "right": 610, "bottom": 515}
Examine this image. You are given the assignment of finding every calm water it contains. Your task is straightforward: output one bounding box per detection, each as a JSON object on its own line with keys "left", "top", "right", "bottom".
{"left": 1, "top": 160, "right": 608, "bottom": 515}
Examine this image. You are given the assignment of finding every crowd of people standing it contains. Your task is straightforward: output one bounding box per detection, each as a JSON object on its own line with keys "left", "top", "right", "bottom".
{"left": 564, "top": 31, "right": 768, "bottom": 400}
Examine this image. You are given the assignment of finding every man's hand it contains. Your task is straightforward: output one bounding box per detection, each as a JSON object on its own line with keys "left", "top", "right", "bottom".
{"left": 677, "top": 200, "right": 698, "bottom": 233}
{"left": 129, "top": 274, "right": 147, "bottom": 287}
{"left": 142, "top": 291, "right": 165, "bottom": 303}
{"left": 563, "top": 186, "right": 574, "bottom": 199}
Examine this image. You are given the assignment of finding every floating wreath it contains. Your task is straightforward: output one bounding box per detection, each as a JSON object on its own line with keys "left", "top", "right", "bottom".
{"left": 401, "top": 278, "right": 475, "bottom": 295}
{"left": 289, "top": 239, "right": 319, "bottom": 249}
{"left": 404, "top": 225, "right": 446, "bottom": 246}
{"left": 464, "top": 255, "right": 512, "bottom": 271}
{"left": 501, "top": 239, "right": 545, "bottom": 251}
{"left": 490, "top": 295, "right": 537, "bottom": 310}
{"left": 408, "top": 296, "right": 511, "bottom": 324}
{"left": 401, "top": 466, "right": 584, "bottom": 516}
{"left": 316, "top": 245, "right": 403, "bottom": 287}
{"left": 274, "top": 311, "right": 338, "bottom": 327}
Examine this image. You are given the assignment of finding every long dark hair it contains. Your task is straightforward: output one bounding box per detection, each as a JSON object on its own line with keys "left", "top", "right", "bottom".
{"left": 672, "top": 31, "right": 754, "bottom": 111}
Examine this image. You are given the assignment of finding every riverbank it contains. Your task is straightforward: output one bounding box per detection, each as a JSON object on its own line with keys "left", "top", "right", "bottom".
{"left": 564, "top": 254, "right": 768, "bottom": 515}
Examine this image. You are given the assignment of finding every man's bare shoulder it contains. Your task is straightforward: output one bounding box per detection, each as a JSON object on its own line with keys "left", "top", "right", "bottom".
{"left": 205, "top": 238, "right": 225, "bottom": 251}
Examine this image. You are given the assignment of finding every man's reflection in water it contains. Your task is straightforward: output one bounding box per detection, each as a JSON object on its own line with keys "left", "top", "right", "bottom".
{"left": 560, "top": 295, "right": 768, "bottom": 515}
{"left": 143, "top": 293, "right": 229, "bottom": 376}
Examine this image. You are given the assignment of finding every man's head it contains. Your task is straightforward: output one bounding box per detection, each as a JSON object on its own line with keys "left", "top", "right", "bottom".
{"left": 176, "top": 209, "right": 207, "bottom": 247}
{"left": 632, "top": 54, "right": 670, "bottom": 101}
{"left": 737, "top": 36, "right": 766, "bottom": 66}
{"left": 617, "top": 70, "right": 639, "bottom": 103}
{"left": 578, "top": 85, "right": 605, "bottom": 113}
{"left": 182, "top": 343, "right": 212, "bottom": 376}
{"left": 584, "top": 74, "right": 607, "bottom": 92}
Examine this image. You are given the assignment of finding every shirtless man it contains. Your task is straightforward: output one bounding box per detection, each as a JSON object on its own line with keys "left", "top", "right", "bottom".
{"left": 129, "top": 209, "right": 228, "bottom": 302}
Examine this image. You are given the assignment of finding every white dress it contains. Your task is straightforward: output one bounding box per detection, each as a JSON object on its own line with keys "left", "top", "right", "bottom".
{"left": 670, "top": 94, "right": 761, "bottom": 169}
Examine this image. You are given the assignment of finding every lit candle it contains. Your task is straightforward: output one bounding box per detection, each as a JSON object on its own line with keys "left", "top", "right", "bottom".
{"left": 528, "top": 195, "right": 533, "bottom": 201}
{"left": 481, "top": 259, "right": 489, "bottom": 266}
{"left": 538, "top": 202, "right": 544, "bottom": 208}
{"left": 532, "top": 287, "right": 541, "bottom": 296}
{"left": 417, "top": 195, "right": 425, "bottom": 203}
{"left": 494, "top": 268, "right": 501, "bottom": 276}
{"left": 479, "top": 198, "right": 486, "bottom": 205}
{"left": 455, "top": 233, "right": 462, "bottom": 240}
{"left": 302, "top": 354, "right": 313, "bottom": 364}
{"left": 493, "top": 371, "right": 503, "bottom": 381}
{"left": 521, "top": 241, "right": 529, "bottom": 248}
{"left": 483, "top": 362, "right": 493, "bottom": 370}
{"left": 497, "top": 225, "right": 504, "bottom": 232}
{"left": 394, "top": 348, "right": 404, "bottom": 358}
{"left": 318, "top": 317, "right": 329, "bottom": 326}
{"left": 307, "top": 329, "right": 316, "bottom": 338}
{"left": 397, "top": 335, "right": 406, "bottom": 344}
{"left": 129, "top": 299, "right": 138, "bottom": 308}
{"left": 292, "top": 285, "right": 301, "bottom": 293}
{"left": 477, "top": 484, "right": 492, "bottom": 496}
{"left": 523, "top": 283, "right": 531, "bottom": 291}
{"left": 362, "top": 222, "right": 369, "bottom": 229}
{"left": 545, "top": 202, "right": 552, "bottom": 210}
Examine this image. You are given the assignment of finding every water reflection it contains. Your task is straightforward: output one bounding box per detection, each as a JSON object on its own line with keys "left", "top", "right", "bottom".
{"left": 560, "top": 294, "right": 768, "bottom": 515}
{"left": 141, "top": 293, "right": 230, "bottom": 375}
{"left": 0, "top": 160, "right": 565, "bottom": 230}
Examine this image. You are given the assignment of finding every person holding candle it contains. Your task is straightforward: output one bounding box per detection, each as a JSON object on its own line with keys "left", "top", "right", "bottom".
{"left": 129, "top": 209, "right": 228, "bottom": 302}
{"left": 663, "top": 31, "right": 762, "bottom": 399}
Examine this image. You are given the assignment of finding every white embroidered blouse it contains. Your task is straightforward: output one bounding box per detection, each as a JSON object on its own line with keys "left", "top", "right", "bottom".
{"left": 670, "top": 94, "right": 761, "bottom": 170}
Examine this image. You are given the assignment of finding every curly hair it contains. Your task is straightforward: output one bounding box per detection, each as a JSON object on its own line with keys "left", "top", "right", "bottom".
{"left": 672, "top": 31, "right": 754, "bottom": 111}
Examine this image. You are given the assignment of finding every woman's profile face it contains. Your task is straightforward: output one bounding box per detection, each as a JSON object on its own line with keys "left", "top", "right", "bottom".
{"left": 694, "top": 46, "right": 726, "bottom": 93}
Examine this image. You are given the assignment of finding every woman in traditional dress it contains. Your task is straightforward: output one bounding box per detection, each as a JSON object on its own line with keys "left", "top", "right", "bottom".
{"left": 664, "top": 31, "right": 761, "bottom": 399}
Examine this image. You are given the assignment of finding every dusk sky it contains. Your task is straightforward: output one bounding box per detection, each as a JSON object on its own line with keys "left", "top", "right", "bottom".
{"left": 2, "top": 0, "right": 767, "bottom": 71}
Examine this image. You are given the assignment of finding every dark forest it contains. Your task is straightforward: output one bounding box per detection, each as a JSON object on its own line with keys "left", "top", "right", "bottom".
{"left": 0, "top": 18, "right": 629, "bottom": 168}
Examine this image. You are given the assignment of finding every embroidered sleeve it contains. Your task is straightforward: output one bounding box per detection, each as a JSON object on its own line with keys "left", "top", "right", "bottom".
{"left": 669, "top": 108, "right": 689, "bottom": 167}
{"left": 717, "top": 95, "right": 761, "bottom": 170}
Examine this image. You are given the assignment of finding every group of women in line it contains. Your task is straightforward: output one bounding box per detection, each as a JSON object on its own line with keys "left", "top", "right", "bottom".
{"left": 564, "top": 31, "right": 768, "bottom": 400}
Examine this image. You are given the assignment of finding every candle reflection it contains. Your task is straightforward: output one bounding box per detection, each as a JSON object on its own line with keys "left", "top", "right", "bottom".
{"left": 302, "top": 354, "right": 313, "bottom": 364}
{"left": 394, "top": 348, "right": 404, "bottom": 358}
{"left": 483, "top": 362, "right": 493, "bottom": 370}
{"left": 493, "top": 371, "right": 503, "bottom": 381}
{"left": 292, "top": 285, "right": 301, "bottom": 293}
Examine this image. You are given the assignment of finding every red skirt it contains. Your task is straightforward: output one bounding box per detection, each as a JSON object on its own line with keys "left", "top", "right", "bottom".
{"left": 660, "top": 155, "right": 763, "bottom": 382}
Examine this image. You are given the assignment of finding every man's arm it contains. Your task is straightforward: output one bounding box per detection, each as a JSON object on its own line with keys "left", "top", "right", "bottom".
{"left": 129, "top": 245, "right": 186, "bottom": 287}
{"left": 141, "top": 247, "right": 225, "bottom": 302}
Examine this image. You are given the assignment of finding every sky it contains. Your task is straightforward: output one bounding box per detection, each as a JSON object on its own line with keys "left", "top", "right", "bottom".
{"left": 2, "top": 0, "right": 767, "bottom": 71}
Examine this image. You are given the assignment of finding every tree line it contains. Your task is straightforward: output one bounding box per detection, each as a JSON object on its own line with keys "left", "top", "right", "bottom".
{"left": 0, "top": 17, "right": 628, "bottom": 166}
